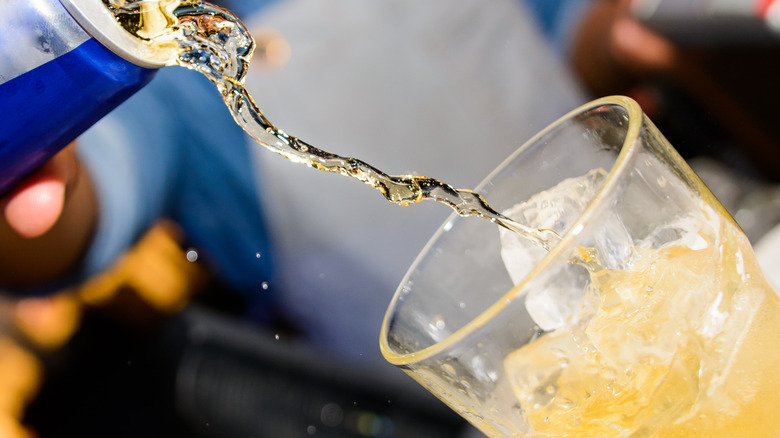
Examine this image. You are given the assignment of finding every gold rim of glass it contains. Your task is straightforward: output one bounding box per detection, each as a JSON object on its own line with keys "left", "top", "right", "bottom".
{"left": 379, "top": 95, "right": 645, "bottom": 366}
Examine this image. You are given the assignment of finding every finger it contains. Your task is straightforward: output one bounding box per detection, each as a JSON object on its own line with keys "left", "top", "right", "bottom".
{"left": 609, "top": 2, "right": 678, "bottom": 73}
{"left": 2, "top": 144, "right": 79, "bottom": 239}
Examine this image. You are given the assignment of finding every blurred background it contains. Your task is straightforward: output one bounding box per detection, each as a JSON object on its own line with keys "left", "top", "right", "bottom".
{"left": 1, "top": 0, "right": 779, "bottom": 437}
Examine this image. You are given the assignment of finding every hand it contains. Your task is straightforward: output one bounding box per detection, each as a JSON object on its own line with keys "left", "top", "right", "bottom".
{"left": 571, "top": 0, "right": 679, "bottom": 101}
{"left": 0, "top": 143, "right": 98, "bottom": 290}
{"left": 572, "top": 0, "right": 780, "bottom": 178}
{"left": 4, "top": 143, "right": 79, "bottom": 238}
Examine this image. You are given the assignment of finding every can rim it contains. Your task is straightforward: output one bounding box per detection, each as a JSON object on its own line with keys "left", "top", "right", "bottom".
{"left": 59, "top": 0, "right": 166, "bottom": 69}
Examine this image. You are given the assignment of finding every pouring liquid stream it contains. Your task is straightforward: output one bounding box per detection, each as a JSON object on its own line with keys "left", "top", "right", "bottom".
{"left": 104, "top": 0, "right": 560, "bottom": 251}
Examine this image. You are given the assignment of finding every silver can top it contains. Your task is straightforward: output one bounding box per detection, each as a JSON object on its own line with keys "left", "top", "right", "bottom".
{"left": 60, "top": 0, "right": 168, "bottom": 69}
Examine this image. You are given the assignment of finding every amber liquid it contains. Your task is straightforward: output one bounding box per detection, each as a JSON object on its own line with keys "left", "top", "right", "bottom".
{"left": 503, "top": 212, "right": 780, "bottom": 437}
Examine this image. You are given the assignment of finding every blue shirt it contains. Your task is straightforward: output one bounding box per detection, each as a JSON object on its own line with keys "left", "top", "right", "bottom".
{"left": 520, "top": 0, "right": 590, "bottom": 55}
{"left": 78, "top": 67, "right": 275, "bottom": 307}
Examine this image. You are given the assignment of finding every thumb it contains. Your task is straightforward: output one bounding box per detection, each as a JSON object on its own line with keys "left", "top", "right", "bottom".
{"left": 2, "top": 145, "right": 77, "bottom": 239}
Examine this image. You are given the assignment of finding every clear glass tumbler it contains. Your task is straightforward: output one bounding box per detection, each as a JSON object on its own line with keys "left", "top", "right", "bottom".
{"left": 380, "top": 96, "right": 780, "bottom": 437}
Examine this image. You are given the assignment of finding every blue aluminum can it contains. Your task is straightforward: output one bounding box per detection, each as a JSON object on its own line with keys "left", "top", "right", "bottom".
{"left": 0, "top": 0, "right": 166, "bottom": 194}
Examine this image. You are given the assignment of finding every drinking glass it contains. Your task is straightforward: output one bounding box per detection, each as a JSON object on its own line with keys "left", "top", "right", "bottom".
{"left": 380, "top": 96, "right": 780, "bottom": 437}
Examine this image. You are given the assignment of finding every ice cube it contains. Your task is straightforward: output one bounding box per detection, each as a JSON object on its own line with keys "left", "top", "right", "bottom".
{"left": 499, "top": 168, "right": 608, "bottom": 280}
{"left": 504, "top": 168, "right": 607, "bottom": 240}
{"left": 592, "top": 210, "right": 635, "bottom": 269}
{"left": 499, "top": 230, "right": 546, "bottom": 285}
{"left": 640, "top": 213, "right": 709, "bottom": 251}
{"left": 524, "top": 283, "right": 586, "bottom": 331}
{"left": 499, "top": 169, "right": 608, "bottom": 330}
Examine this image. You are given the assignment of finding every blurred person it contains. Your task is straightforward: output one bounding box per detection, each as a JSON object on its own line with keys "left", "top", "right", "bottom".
{"left": 522, "top": 0, "right": 780, "bottom": 180}
{"left": 1, "top": 0, "right": 587, "bottom": 436}
{"left": 2, "top": 0, "right": 585, "bottom": 366}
